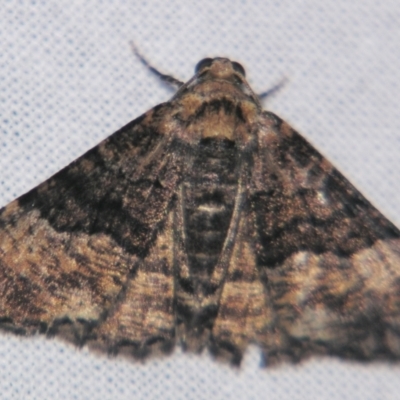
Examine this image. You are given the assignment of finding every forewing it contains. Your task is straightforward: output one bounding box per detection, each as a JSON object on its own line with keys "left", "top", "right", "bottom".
{"left": 251, "top": 111, "right": 400, "bottom": 365}
{"left": 0, "top": 103, "right": 184, "bottom": 353}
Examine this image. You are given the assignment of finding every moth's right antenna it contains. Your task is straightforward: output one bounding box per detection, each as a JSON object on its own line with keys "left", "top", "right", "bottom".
{"left": 257, "top": 77, "right": 288, "bottom": 102}
{"left": 130, "top": 42, "right": 184, "bottom": 89}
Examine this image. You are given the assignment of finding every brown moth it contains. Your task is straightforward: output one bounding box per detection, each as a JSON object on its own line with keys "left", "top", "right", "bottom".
{"left": 1, "top": 56, "right": 400, "bottom": 367}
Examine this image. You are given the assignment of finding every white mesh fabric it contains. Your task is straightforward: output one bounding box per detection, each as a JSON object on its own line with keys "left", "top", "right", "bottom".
{"left": 1, "top": 1, "right": 400, "bottom": 399}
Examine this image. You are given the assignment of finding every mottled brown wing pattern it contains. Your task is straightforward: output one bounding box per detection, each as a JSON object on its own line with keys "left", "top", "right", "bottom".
{"left": 250, "top": 111, "right": 400, "bottom": 365}
{"left": 1, "top": 56, "right": 400, "bottom": 368}
{"left": 0, "top": 103, "right": 185, "bottom": 354}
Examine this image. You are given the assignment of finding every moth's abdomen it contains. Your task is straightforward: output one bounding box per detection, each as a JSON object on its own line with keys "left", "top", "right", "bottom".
{"left": 183, "top": 138, "right": 238, "bottom": 284}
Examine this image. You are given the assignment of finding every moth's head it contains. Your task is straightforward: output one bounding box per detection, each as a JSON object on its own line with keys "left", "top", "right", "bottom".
{"left": 171, "top": 57, "right": 259, "bottom": 107}
{"left": 188, "top": 57, "right": 259, "bottom": 105}
{"left": 194, "top": 58, "right": 246, "bottom": 85}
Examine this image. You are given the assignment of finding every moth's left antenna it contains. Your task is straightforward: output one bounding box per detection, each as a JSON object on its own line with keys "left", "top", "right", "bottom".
{"left": 130, "top": 42, "right": 184, "bottom": 89}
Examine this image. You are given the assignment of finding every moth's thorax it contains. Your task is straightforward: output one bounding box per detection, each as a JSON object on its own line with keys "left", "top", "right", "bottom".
{"left": 167, "top": 58, "right": 261, "bottom": 144}
{"left": 174, "top": 83, "right": 259, "bottom": 143}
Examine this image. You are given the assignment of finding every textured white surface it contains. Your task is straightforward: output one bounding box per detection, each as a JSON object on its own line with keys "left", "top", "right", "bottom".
{"left": 1, "top": 1, "right": 400, "bottom": 399}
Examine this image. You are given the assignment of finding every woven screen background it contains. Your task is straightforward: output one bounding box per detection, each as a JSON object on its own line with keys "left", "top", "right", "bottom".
{"left": 1, "top": 1, "right": 400, "bottom": 399}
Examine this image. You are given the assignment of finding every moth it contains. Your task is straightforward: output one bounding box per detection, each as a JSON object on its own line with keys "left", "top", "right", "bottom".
{"left": 1, "top": 55, "right": 400, "bottom": 367}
